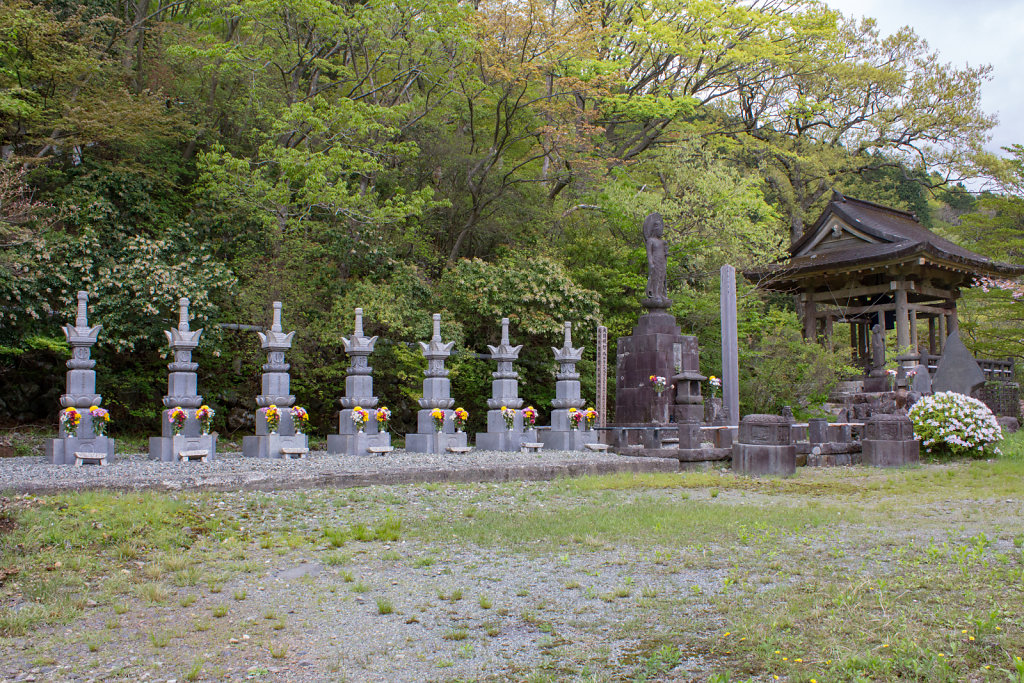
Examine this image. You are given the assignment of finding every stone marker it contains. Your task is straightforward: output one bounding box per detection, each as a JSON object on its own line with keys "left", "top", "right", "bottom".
{"left": 931, "top": 329, "right": 986, "bottom": 396}
{"left": 732, "top": 414, "right": 796, "bottom": 476}
{"left": 808, "top": 417, "right": 828, "bottom": 445}
{"left": 910, "top": 363, "right": 933, "bottom": 394}
{"left": 406, "top": 314, "right": 468, "bottom": 454}
{"left": 861, "top": 413, "right": 919, "bottom": 467}
{"left": 243, "top": 302, "right": 308, "bottom": 459}
{"left": 476, "top": 318, "right": 530, "bottom": 451}
{"left": 596, "top": 325, "right": 608, "bottom": 429}
{"left": 149, "top": 298, "right": 217, "bottom": 462}
{"left": 46, "top": 291, "right": 116, "bottom": 465}
{"left": 540, "top": 322, "right": 598, "bottom": 451}
{"left": 720, "top": 264, "right": 740, "bottom": 427}
{"left": 327, "top": 308, "right": 392, "bottom": 456}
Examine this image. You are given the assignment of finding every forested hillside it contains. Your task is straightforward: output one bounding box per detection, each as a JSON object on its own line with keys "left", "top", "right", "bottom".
{"left": 1, "top": 0, "right": 1021, "bottom": 436}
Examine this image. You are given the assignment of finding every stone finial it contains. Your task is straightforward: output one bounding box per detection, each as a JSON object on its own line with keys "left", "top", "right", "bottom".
{"left": 432, "top": 313, "right": 442, "bottom": 341}
{"left": 552, "top": 320, "right": 584, "bottom": 363}
{"left": 75, "top": 291, "right": 89, "bottom": 328}
{"left": 563, "top": 321, "right": 572, "bottom": 347}
{"left": 500, "top": 317, "right": 510, "bottom": 346}
{"left": 271, "top": 301, "right": 283, "bottom": 333}
{"left": 178, "top": 297, "right": 191, "bottom": 332}
{"left": 354, "top": 307, "right": 364, "bottom": 337}
{"left": 419, "top": 313, "right": 455, "bottom": 356}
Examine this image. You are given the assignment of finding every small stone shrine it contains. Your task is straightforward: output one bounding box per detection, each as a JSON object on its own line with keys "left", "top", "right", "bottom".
{"left": 243, "top": 301, "right": 308, "bottom": 459}
{"left": 405, "top": 314, "right": 468, "bottom": 454}
{"left": 476, "top": 317, "right": 531, "bottom": 451}
{"left": 46, "top": 291, "right": 116, "bottom": 465}
{"left": 327, "top": 308, "right": 392, "bottom": 456}
{"left": 149, "top": 298, "right": 217, "bottom": 462}
{"left": 732, "top": 414, "right": 796, "bottom": 476}
{"left": 672, "top": 357, "right": 706, "bottom": 457}
{"left": 539, "top": 322, "right": 597, "bottom": 451}
{"left": 615, "top": 213, "right": 695, "bottom": 431}
{"left": 861, "top": 413, "right": 919, "bottom": 467}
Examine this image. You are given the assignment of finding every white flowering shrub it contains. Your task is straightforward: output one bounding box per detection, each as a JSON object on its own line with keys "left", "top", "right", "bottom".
{"left": 909, "top": 391, "right": 1003, "bottom": 458}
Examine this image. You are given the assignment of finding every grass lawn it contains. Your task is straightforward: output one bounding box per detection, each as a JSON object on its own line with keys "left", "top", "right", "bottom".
{"left": 2, "top": 436, "right": 1023, "bottom": 681}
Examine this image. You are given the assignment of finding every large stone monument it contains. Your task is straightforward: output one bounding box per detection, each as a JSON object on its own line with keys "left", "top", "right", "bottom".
{"left": 861, "top": 413, "right": 919, "bottom": 467}
{"left": 405, "top": 314, "right": 468, "bottom": 454}
{"left": 46, "top": 291, "right": 116, "bottom": 465}
{"left": 615, "top": 213, "right": 696, "bottom": 435}
{"left": 932, "top": 329, "right": 986, "bottom": 396}
{"left": 243, "top": 301, "right": 308, "bottom": 459}
{"left": 539, "top": 322, "right": 598, "bottom": 451}
{"left": 476, "top": 317, "right": 531, "bottom": 451}
{"left": 149, "top": 298, "right": 217, "bottom": 462}
{"left": 326, "top": 308, "right": 391, "bottom": 456}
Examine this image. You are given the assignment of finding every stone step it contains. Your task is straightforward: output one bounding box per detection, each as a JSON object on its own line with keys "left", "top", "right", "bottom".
{"left": 281, "top": 448, "right": 308, "bottom": 459}
{"left": 583, "top": 443, "right": 610, "bottom": 451}
{"left": 367, "top": 446, "right": 394, "bottom": 454}
{"left": 74, "top": 452, "right": 107, "bottom": 466}
{"left": 446, "top": 446, "right": 474, "bottom": 454}
{"left": 520, "top": 442, "right": 544, "bottom": 453}
{"left": 178, "top": 449, "right": 210, "bottom": 462}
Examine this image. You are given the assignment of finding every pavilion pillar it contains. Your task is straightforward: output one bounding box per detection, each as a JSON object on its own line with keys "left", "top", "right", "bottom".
{"left": 803, "top": 298, "right": 818, "bottom": 342}
{"left": 947, "top": 301, "right": 959, "bottom": 334}
{"left": 850, "top": 322, "right": 858, "bottom": 363}
{"left": 929, "top": 316, "right": 937, "bottom": 355}
{"left": 937, "top": 315, "right": 946, "bottom": 353}
{"left": 858, "top": 321, "right": 868, "bottom": 364}
{"left": 909, "top": 307, "right": 919, "bottom": 354}
{"left": 894, "top": 287, "right": 910, "bottom": 353}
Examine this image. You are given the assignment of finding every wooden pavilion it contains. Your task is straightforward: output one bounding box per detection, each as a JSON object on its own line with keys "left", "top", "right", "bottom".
{"left": 751, "top": 192, "right": 1024, "bottom": 373}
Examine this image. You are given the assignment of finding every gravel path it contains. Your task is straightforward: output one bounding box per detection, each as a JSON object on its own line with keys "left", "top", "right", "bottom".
{"left": 0, "top": 449, "right": 678, "bottom": 495}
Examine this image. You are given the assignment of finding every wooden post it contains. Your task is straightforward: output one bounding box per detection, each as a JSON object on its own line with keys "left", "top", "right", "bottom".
{"left": 850, "top": 321, "right": 858, "bottom": 363}
{"left": 947, "top": 302, "right": 959, "bottom": 334}
{"left": 937, "top": 314, "right": 946, "bottom": 353}
{"left": 894, "top": 286, "right": 910, "bottom": 353}
{"left": 803, "top": 298, "right": 818, "bottom": 342}
{"left": 909, "top": 306, "right": 919, "bottom": 353}
{"left": 928, "top": 316, "right": 937, "bottom": 355}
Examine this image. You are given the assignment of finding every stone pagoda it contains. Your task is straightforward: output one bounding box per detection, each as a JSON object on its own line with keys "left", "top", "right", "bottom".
{"left": 406, "top": 313, "right": 468, "bottom": 454}
{"left": 539, "top": 321, "right": 598, "bottom": 451}
{"left": 327, "top": 308, "right": 391, "bottom": 456}
{"left": 149, "top": 298, "right": 217, "bottom": 462}
{"left": 476, "top": 317, "right": 531, "bottom": 451}
{"left": 46, "top": 291, "right": 116, "bottom": 465}
{"left": 243, "top": 301, "right": 308, "bottom": 459}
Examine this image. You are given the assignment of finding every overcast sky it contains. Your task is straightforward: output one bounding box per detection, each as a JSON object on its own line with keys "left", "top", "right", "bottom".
{"left": 825, "top": 0, "right": 1024, "bottom": 155}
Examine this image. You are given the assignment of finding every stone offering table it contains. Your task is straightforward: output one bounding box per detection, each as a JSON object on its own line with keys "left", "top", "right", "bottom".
{"left": 861, "top": 413, "right": 919, "bottom": 467}
{"left": 539, "top": 322, "right": 599, "bottom": 451}
{"left": 46, "top": 291, "right": 116, "bottom": 465}
{"left": 326, "top": 308, "right": 392, "bottom": 456}
{"left": 406, "top": 314, "right": 468, "bottom": 454}
{"left": 243, "top": 302, "right": 308, "bottom": 459}
{"left": 149, "top": 298, "right": 217, "bottom": 462}
{"left": 732, "top": 414, "right": 796, "bottom": 476}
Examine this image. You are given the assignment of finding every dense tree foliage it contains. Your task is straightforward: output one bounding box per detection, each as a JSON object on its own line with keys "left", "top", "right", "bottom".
{"left": 0, "top": 0, "right": 1017, "bottom": 432}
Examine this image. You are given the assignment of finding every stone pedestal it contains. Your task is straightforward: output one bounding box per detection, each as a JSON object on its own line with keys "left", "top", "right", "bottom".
{"left": 539, "top": 322, "right": 599, "bottom": 451}
{"left": 861, "top": 413, "right": 920, "bottom": 467}
{"left": 732, "top": 414, "right": 796, "bottom": 476}
{"left": 149, "top": 298, "right": 217, "bottom": 462}
{"left": 327, "top": 308, "right": 392, "bottom": 456}
{"left": 406, "top": 314, "right": 460, "bottom": 453}
{"left": 151, "top": 433, "right": 218, "bottom": 462}
{"left": 46, "top": 291, "right": 117, "bottom": 464}
{"left": 615, "top": 312, "right": 687, "bottom": 425}
{"left": 244, "top": 301, "right": 309, "bottom": 459}
{"left": 475, "top": 317, "right": 526, "bottom": 451}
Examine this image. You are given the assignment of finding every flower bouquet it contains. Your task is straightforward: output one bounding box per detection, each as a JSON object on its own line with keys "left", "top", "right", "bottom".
{"left": 262, "top": 405, "right": 281, "bottom": 433}
{"left": 88, "top": 406, "right": 110, "bottom": 436}
{"left": 650, "top": 375, "right": 668, "bottom": 395}
{"left": 169, "top": 406, "right": 188, "bottom": 436}
{"left": 375, "top": 406, "right": 391, "bottom": 430}
{"left": 196, "top": 405, "right": 215, "bottom": 435}
{"left": 453, "top": 407, "right": 468, "bottom": 432}
{"left": 351, "top": 406, "right": 370, "bottom": 433}
{"left": 568, "top": 407, "right": 583, "bottom": 431}
{"left": 60, "top": 407, "right": 81, "bottom": 436}
{"left": 708, "top": 375, "right": 721, "bottom": 398}
{"left": 501, "top": 406, "right": 516, "bottom": 431}
{"left": 522, "top": 406, "right": 538, "bottom": 429}
{"left": 290, "top": 406, "right": 309, "bottom": 434}
{"left": 584, "top": 407, "right": 598, "bottom": 430}
{"left": 430, "top": 408, "right": 446, "bottom": 432}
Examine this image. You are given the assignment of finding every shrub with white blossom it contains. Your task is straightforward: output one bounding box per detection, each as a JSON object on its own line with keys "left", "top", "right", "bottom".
{"left": 908, "top": 391, "right": 1003, "bottom": 458}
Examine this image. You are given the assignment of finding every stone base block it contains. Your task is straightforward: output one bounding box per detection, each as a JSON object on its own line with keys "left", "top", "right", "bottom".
{"left": 538, "top": 429, "right": 598, "bottom": 451}
{"left": 245, "top": 432, "right": 310, "bottom": 459}
{"left": 862, "top": 439, "right": 919, "bottom": 468}
{"left": 475, "top": 429, "right": 535, "bottom": 452}
{"left": 47, "top": 436, "right": 115, "bottom": 465}
{"left": 732, "top": 443, "right": 796, "bottom": 476}
{"left": 325, "top": 431, "right": 390, "bottom": 456}
{"left": 150, "top": 434, "right": 217, "bottom": 462}
{"left": 405, "top": 431, "right": 468, "bottom": 454}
